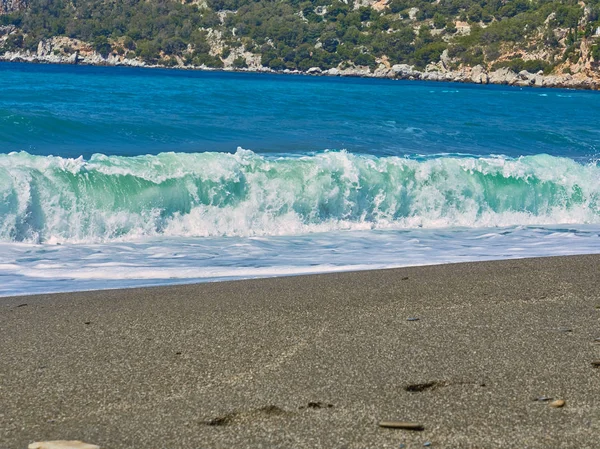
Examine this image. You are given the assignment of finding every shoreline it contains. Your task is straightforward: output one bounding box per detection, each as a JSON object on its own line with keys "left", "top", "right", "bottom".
{"left": 3, "top": 251, "right": 600, "bottom": 299}
{"left": 2, "top": 254, "right": 600, "bottom": 448}
{"left": 2, "top": 53, "right": 599, "bottom": 91}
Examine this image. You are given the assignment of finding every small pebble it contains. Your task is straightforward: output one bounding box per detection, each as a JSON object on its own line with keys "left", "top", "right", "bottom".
{"left": 407, "top": 317, "right": 420, "bottom": 322}
{"left": 379, "top": 421, "right": 424, "bottom": 431}
{"left": 549, "top": 399, "right": 565, "bottom": 408}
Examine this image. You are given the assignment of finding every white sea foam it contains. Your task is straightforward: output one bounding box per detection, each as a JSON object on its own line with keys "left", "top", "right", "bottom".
{"left": 1, "top": 150, "right": 600, "bottom": 296}
{"left": 1, "top": 225, "right": 599, "bottom": 297}
{"left": 0, "top": 150, "right": 599, "bottom": 244}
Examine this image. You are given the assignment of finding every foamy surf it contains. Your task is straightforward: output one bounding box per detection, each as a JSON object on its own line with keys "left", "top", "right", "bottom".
{"left": 1, "top": 149, "right": 599, "bottom": 244}
{"left": 2, "top": 225, "right": 600, "bottom": 297}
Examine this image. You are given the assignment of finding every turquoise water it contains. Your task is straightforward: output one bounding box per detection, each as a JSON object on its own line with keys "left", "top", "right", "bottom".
{"left": 1, "top": 62, "right": 600, "bottom": 296}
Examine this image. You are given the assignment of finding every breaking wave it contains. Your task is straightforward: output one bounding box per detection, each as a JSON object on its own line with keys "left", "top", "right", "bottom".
{"left": 1, "top": 149, "right": 599, "bottom": 243}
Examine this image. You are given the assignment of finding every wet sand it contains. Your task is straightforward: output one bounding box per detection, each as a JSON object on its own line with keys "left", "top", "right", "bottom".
{"left": 1, "top": 255, "right": 600, "bottom": 448}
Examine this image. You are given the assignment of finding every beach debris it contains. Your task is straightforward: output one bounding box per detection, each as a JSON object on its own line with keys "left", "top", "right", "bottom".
{"left": 300, "top": 401, "right": 334, "bottom": 409}
{"left": 16, "top": 303, "right": 28, "bottom": 308}
{"left": 405, "top": 380, "right": 448, "bottom": 392}
{"left": 378, "top": 421, "right": 424, "bottom": 431}
{"left": 407, "top": 317, "right": 420, "bottom": 321}
{"left": 549, "top": 399, "right": 566, "bottom": 408}
{"left": 257, "top": 405, "right": 287, "bottom": 416}
{"left": 202, "top": 405, "right": 289, "bottom": 426}
{"left": 203, "top": 415, "right": 231, "bottom": 426}
{"left": 424, "top": 443, "right": 432, "bottom": 447}
{"left": 402, "top": 277, "right": 409, "bottom": 280}
{"left": 557, "top": 327, "right": 572, "bottom": 333}
{"left": 591, "top": 361, "right": 600, "bottom": 368}
{"left": 534, "top": 396, "right": 553, "bottom": 402}
{"left": 29, "top": 441, "right": 100, "bottom": 449}
{"left": 594, "top": 338, "right": 600, "bottom": 343}
{"left": 84, "top": 321, "right": 91, "bottom": 325}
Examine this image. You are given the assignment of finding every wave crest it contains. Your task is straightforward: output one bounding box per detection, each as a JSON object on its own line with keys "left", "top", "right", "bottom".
{"left": 1, "top": 149, "right": 599, "bottom": 243}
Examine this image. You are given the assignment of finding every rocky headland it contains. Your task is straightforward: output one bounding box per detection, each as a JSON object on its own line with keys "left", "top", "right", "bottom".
{"left": 2, "top": 38, "right": 598, "bottom": 90}
{"left": 2, "top": 0, "right": 600, "bottom": 90}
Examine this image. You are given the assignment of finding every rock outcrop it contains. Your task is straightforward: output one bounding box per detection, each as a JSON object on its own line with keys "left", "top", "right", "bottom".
{"left": 1, "top": 35, "right": 598, "bottom": 90}
{"left": 0, "top": 0, "right": 27, "bottom": 14}
{"left": 1, "top": 36, "right": 148, "bottom": 67}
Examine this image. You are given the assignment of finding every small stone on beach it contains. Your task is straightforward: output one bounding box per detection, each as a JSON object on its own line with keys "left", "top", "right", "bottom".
{"left": 549, "top": 399, "right": 565, "bottom": 408}
{"left": 378, "top": 421, "right": 424, "bottom": 431}
{"left": 29, "top": 441, "right": 100, "bottom": 449}
{"left": 592, "top": 361, "right": 600, "bottom": 368}
{"left": 305, "top": 401, "right": 334, "bottom": 409}
{"left": 407, "top": 317, "right": 420, "bottom": 321}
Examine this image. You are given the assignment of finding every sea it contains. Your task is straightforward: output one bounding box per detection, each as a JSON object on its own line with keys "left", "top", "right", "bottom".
{"left": 1, "top": 61, "right": 600, "bottom": 297}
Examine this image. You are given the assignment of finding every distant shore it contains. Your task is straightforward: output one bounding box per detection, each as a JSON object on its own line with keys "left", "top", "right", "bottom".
{"left": 2, "top": 51, "right": 599, "bottom": 91}
{"left": 2, "top": 254, "right": 600, "bottom": 448}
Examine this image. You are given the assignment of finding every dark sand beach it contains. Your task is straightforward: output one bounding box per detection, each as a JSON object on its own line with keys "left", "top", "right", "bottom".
{"left": 1, "top": 255, "right": 599, "bottom": 448}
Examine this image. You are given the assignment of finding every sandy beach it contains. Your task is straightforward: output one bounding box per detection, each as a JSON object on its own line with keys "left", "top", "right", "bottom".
{"left": 1, "top": 254, "right": 599, "bottom": 448}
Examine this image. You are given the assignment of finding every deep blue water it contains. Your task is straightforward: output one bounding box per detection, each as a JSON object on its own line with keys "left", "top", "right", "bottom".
{"left": 1, "top": 62, "right": 600, "bottom": 296}
{"left": 2, "top": 62, "right": 599, "bottom": 160}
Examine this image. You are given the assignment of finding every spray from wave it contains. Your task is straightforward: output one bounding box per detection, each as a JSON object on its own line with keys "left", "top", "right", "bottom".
{"left": 1, "top": 149, "right": 599, "bottom": 243}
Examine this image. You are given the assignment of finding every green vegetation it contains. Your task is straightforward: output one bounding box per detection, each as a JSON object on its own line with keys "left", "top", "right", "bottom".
{"left": 1, "top": 0, "right": 599, "bottom": 73}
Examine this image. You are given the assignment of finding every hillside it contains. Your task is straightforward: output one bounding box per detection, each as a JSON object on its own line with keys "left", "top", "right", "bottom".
{"left": 1, "top": 0, "right": 600, "bottom": 88}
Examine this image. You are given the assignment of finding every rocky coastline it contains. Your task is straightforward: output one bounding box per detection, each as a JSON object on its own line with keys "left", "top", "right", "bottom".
{"left": 2, "top": 43, "right": 599, "bottom": 91}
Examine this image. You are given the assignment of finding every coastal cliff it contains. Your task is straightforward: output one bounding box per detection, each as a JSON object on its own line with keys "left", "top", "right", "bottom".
{"left": 1, "top": 0, "right": 600, "bottom": 89}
